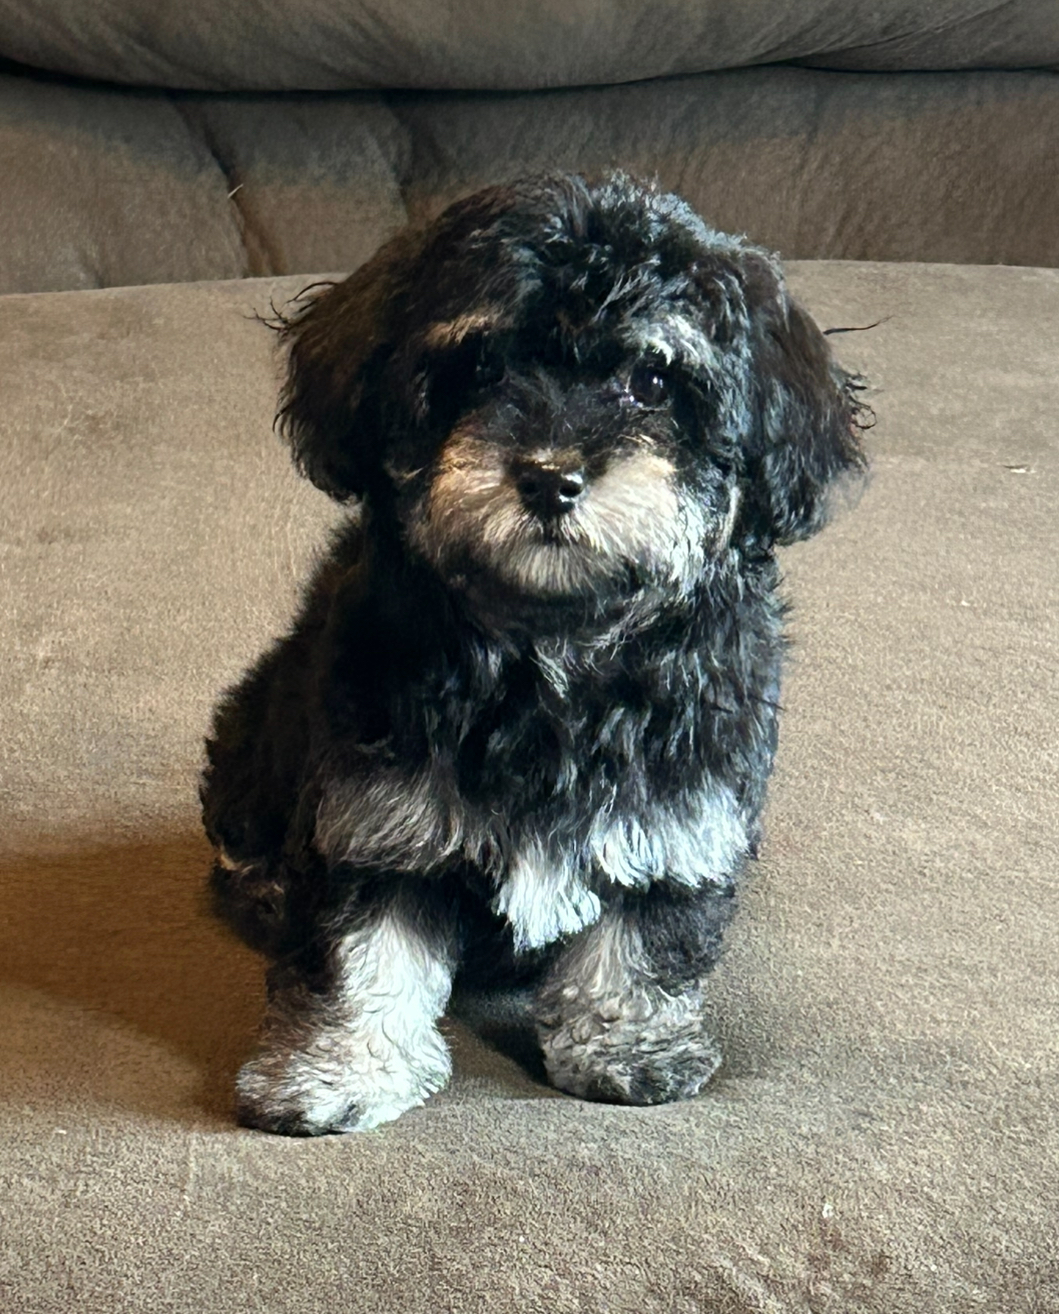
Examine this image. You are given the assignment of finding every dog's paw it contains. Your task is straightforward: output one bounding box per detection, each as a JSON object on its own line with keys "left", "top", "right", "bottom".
{"left": 537, "top": 991, "right": 722, "bottom": 1106}
{"left": 234, "top": 1022, "right": 452, "bottom": 1136}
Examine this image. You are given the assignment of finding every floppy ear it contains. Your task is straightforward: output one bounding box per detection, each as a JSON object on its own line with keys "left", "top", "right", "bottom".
{"left": 275, "top": 229, "right": 421, "bottom": 501}
{"left": 738, "top": 256, "right": 868, "bottom": 546}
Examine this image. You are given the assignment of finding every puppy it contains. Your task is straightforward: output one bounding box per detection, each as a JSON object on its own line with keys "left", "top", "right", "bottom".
{"left": 202, "top": 173, "right": 867, "bottom": 1135}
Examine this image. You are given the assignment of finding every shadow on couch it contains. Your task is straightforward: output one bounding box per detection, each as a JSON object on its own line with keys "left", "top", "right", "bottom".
{"left": 0, "top": 831, "right": 567, "bottom": 1127}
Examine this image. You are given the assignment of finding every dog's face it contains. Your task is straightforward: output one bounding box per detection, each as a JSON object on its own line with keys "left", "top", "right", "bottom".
{"left": 277, "top": 175, "right": 865, "bottom": 619}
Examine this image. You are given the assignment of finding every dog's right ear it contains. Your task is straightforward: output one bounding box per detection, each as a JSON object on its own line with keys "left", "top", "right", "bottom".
{"left": 275, "top": 230, "right": 420, "bottom": 501}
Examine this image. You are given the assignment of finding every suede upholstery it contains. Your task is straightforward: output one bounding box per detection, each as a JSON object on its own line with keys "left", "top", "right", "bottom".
{"left": 1, "top": 0, "right": 1056, "bottom": 90}
{"left": 2, "top": 4, "right": 1057, "bottom": 1310}
{"left": 2, "top": 19, "right": 1059, "bottom": 293}
{"left": 3, "top": 258, "right": 1057, "bottom": 1314}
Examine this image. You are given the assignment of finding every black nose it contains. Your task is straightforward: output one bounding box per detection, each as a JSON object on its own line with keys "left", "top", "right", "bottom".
{"left": 513, "top": 462, "right": 586, "bottom": 518}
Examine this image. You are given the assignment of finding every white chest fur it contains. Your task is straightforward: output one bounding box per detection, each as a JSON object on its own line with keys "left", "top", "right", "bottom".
{"left": 315, "top": 765, "right": 747, "bottom": 952}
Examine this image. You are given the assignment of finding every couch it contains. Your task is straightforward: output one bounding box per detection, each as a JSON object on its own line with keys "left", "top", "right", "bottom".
{"left": 2, "top": 5, "right": 1057, "bottom": 1311}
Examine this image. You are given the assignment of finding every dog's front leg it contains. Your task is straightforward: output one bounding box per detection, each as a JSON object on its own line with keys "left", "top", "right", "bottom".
{"left": 534, "top": 884, "right": 736, "bottom": 1105}
{"left": 236, "top": 881, "right": 457, "bottom": 1135}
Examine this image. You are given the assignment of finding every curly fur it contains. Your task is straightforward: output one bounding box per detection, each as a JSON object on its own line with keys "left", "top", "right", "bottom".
{"left": 201, "top": 173, "right": 867, "bottom": 1135}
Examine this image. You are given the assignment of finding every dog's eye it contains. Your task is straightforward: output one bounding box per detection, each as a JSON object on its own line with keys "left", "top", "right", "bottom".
{"left": 628, "top": 363, "right": 670, "bottom": 408}
{"left": 424, "top": 335, "right": 505, "bottom": 426}
{"left": 447, "top": 335, "right": 504, "bottom": 394}
{"left": 473, "top": 344, "right": 505, "bottom": 389}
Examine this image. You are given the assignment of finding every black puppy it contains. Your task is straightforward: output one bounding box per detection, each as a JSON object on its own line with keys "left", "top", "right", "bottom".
{"left": 202, "top": 173, "right": 866, "bottom": 1134}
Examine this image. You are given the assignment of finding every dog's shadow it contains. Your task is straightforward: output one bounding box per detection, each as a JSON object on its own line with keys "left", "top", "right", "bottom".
{"left": 0, "top": 832, "right": 556, "bottom": 1127}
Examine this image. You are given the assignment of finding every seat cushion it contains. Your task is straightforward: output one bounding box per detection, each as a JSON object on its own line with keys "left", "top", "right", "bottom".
{"left": 1, "top": 260, "right": 1056, "bottom": 1311}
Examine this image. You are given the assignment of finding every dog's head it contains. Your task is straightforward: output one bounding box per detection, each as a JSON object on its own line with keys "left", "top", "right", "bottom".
{"left": 276, "top": 174, "right": 866, "bottom": 618}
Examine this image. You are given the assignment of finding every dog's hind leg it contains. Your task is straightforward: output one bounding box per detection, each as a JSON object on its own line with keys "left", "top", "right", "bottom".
{"left": 533, "top": 883, "right": 736, "bottom": 1105}
{"left": 235, "top": 878, "right": 459, "bottom": 1135}
{"left": 208, "top": 850, "right": 303, "bottom": 958}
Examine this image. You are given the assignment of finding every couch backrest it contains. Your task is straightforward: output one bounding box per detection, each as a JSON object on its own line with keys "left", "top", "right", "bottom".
{"left": 1, "top": 0, "right": 1056, "bottom": 91}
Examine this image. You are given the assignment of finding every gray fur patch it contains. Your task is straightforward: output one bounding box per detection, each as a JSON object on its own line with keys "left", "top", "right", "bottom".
{"left": 535, "top": 909, "right": 722, "bottom": 1104}
{"left": 236, "top": 908, "right": 455, "bottom": 1134}
{"left": 624, "top": 310, "right": 721, "bottom": 375}
{"left": 492, "top": 836, "right": 602, "bottom": 951}
{"left": 316, "top": 770, "right": 744, "bottom": 951}
{"left": 589, "top": 784, "right": 747, "bottom": 890}
{"left": 315, "top": 766, "right": 474, "bottom": 872}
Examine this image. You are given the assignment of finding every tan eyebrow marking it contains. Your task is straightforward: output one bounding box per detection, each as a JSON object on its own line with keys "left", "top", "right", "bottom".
{"left": 423, "top": 311, "right": 505, "bottom": 350}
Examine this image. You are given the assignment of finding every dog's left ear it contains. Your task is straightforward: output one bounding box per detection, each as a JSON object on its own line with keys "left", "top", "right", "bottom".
{"left": 274, "top": 229, "right": 421, "bottom": 501}
{"left": 736, "top": 255, "right": 868, "bottom": 546}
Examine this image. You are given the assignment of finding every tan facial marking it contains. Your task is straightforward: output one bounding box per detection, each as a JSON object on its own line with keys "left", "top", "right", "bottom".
{"left": 410, "top": 430, "right": 715, "bottom": 596}
{"left": 423, "top": 312, "right": 504, "bottom": 350}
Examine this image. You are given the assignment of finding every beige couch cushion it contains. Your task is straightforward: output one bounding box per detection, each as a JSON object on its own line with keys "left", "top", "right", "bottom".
{"left": 0, "top": 0, "right": 1055, "bottom": 91}
{"left": 1, "top": 260, "right": 1056, "bottom": 1311}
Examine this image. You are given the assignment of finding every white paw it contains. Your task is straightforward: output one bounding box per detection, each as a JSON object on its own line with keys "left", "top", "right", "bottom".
{"left": 236, "top": 1018, "right": 452, "bottom": 1135}
{"left": 236, "top": 903, "right": 457, "bottom": 1135}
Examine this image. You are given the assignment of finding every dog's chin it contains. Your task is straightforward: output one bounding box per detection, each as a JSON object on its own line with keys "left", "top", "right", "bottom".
{"left": 424, "top": 528, "right": 711, "bottom": 644}
{"left": 436, "top": 539, "right": 638, "bottom": 630}
{"left": 412, "top": 509, "right": 716, "bottom": 636}
{"left": 475, "top": 528, "right": 631, "bottom": 600}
